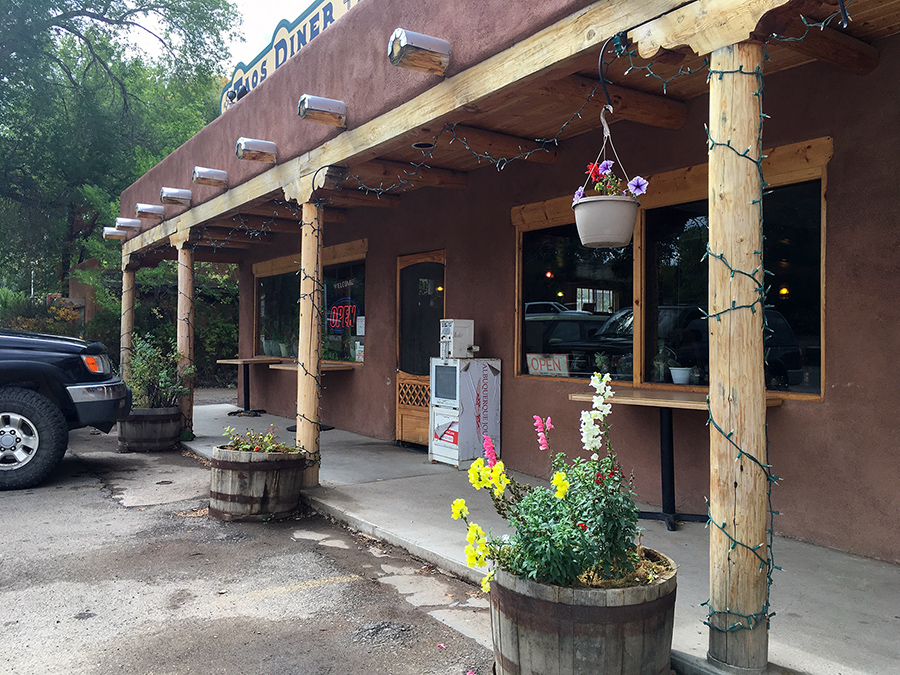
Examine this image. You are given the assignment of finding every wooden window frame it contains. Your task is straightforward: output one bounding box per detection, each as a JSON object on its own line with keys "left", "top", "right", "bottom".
{"left": 512, "top": 137, "right": 831, "bottom": 399}
{"left": 252, "top": 238, "right": 368, "bottom": 361}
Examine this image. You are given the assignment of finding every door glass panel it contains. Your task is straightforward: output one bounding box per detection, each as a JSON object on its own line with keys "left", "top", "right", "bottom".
{"left": 399, "top": 262, "right": 444, "bottom": 376}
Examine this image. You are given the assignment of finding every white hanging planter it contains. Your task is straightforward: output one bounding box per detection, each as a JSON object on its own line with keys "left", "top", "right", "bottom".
{"left": 573, "top": 195, "right": 639, "bottom": 248}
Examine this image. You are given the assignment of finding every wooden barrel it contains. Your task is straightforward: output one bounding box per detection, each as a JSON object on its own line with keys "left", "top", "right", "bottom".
{"left": 490, "top": 549, "right": 677, "bottom": 675}
{"left": 117, "top": 407, "right": 182, "bottom": 452}
{"left": 209, "top": 447, "right": 307, "bottom": 521}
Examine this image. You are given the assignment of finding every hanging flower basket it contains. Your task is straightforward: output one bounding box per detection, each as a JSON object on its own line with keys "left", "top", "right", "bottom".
{"left": 573, "top": 194, "right": 639, "bottom": 248}
{"left": 571, "top": 104, "right": 647, "bottom": 249}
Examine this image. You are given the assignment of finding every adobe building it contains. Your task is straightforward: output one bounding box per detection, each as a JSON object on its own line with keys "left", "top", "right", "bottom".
{"left": 114, "top": 1, "right": 899, "bottom": 670}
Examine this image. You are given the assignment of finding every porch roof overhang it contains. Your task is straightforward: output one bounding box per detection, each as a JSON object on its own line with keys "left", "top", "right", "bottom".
{"left": 118, "top": 0, "right": 896, "bottom": 265}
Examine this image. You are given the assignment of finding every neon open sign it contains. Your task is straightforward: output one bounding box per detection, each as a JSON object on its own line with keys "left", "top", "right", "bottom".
{"left": 328, "top": 298, "right": 357, "bottom": 333}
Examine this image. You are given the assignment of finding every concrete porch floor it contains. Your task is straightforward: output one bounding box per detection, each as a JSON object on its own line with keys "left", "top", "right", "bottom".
{"left": 185, "top": 402, "right": 900, "bottom": 675}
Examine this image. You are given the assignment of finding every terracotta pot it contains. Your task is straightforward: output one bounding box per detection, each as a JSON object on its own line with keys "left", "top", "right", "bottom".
{"left": 573, "top": 195, "right": 640, "bottom": 247}
{"left": 490, "top": 548, "right": 677, "bottom": 675}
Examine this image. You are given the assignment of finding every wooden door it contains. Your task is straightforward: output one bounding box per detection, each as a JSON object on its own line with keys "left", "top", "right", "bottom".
{"left": 396, "top": 250, "right": 445, "bottom": 445}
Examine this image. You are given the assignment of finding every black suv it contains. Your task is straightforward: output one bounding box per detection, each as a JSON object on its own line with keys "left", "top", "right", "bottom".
{"left": 0, "top": 330, "right": 131, "bottom": 489}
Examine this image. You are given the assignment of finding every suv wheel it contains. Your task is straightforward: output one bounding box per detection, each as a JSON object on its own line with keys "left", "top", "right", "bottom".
{"left": 0, "top": 388, "right": 68, "bottom": 490}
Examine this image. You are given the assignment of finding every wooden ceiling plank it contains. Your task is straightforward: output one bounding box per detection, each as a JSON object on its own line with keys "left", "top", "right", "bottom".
{"left": 312, "top": 188, "right": 402, "bottom": 209}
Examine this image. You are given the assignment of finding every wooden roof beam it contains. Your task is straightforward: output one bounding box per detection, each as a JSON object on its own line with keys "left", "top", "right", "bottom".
{"left": 312, "top": 187, "right": 402, "bottom": 209}
{"left": 435, "top": 124, "right": 557, "bottom": 164}
{"left": 753, "top": 15, "right": 879, "bottom": 75}
{"left": 537, "top": 75, "right": 687, "bottom": 130}
{"left": 347, "top": 159, "right": 468, "bottom": 191}
{"left": 193, "top": 227, "right": 275, "bottom": 244}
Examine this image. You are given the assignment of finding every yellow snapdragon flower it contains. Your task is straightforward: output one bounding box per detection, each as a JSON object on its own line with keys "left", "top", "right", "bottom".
{"left": 551, "top": 471, "right": 570, "bottom": 499}
{"left": 491, "top": 461, "right": 510, "bottom": 498}
{"left": 451, "top": 498, "right": 468, "bottom": 520}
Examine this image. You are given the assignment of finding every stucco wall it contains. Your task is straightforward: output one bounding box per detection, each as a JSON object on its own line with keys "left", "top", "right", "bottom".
{"left": 235, "top": 33, "right": 900, "bottom": 564}
{"left": 120, "top": 0, "right": 596, "bottom": 220}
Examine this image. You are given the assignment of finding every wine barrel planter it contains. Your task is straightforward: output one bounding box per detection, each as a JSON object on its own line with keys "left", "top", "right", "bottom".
{"left": 490, "top": 548, "right": 677, "bottom": 675}
{"left": 117, "top": 407, "right": 182, "bottom": 452}
{"left": 209, "top": 446, "right": 308, "bottom": 521}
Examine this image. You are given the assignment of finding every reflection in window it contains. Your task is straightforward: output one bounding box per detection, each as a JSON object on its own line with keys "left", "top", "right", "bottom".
{"left": 521, "top": 225, "right": 632, "bottom": 378}
{"left": 644, "top": 180, "right": 821, "bottom": 392}
{"left": 256, "top": 260, "right": 366, "bottom": 362}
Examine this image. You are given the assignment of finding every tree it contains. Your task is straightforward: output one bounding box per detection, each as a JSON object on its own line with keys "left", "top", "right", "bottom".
{"left": 0, "top": 0, "right": 240, "bottom": 293}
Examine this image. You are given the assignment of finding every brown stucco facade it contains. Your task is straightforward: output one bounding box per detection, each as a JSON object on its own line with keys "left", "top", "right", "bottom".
{"left": 119, "top": 0, "right": 900, "bottom": 564}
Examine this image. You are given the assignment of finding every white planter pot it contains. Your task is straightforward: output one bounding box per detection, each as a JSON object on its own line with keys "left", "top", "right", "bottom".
{"left": 573, "top": 195, "right": 639, "bottom": 248}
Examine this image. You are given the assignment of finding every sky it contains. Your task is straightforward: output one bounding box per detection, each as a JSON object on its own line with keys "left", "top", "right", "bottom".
{"left": 129, "top": 0, "right": 311, "bottom": 71}
{"left": 225, "top": 0, "right": 304, "bottom": 67}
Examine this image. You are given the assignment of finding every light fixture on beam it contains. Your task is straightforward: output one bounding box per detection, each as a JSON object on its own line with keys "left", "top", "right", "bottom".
{"left": 192, "top": 166, "right": 228, "bottom": 187}
{"left": 297, "top": 95, "right": 347, "bottom": 128}
{"left": 235, "top": 138, "right": 277, "bottom": 163}
{"left": 135, "top": 203, "right": 165, "bottom": 220}
{"left": 388, "top": 29, "right": 451, "bottom": 75}
{"left": 160, "top": 187, "right": 192, "bottom": 206}
{"left": 115, "top": 218, "right": 142, "bottom": 230}
{"left": 103, "top": 227, "right": 127, "bottom": 240}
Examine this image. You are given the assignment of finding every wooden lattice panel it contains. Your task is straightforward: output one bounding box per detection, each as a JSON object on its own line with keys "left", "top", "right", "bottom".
{"left": 398, "top": 382, "right": 429, "bottom": 408}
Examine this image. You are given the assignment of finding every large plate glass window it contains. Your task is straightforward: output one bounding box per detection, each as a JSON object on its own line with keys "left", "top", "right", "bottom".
{"left": 256, "top": 260, "right": 366, "bottom": 363}
{"left": 644, "top": 180, "right": 821, "bottom": 392}
{"left": 521, "top": 224, "right": 633, "bottom": 379}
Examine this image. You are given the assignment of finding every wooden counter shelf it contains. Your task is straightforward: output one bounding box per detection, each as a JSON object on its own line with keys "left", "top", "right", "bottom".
{"left": 569, "top": 387, "right": 783, "bottom": 410}
{"left": 268, "top": 361, "right": 358, "bottom": 372}
{"left": 568, "top": 386, "right": 783, "bottom": 532}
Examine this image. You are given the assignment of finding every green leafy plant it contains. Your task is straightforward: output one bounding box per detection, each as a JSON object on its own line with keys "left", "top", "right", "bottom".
{"left": 453, "top": 373, "right": 666, "bottom": 592}
{"left": 128, "top": 334, "right": 194, "bottom": 408}
{"left": 222, "top": 426, "right": 299, "bottom": 454}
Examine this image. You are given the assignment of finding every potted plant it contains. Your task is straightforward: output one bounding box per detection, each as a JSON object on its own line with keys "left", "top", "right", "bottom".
{"left": 452, "top": 373, "right": 676, "bottom": 675}
{"left": 572, "top": 106, "right": 648, "bottom": 248}
{"left": 118, "top": 334, "right": 193, "bottom": 452}
{"left": 209, "top": 426, "right": 309, "bottom": 521}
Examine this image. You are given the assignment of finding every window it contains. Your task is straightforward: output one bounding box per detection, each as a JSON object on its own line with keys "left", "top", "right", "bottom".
{"left": 520, "top": 225, "right": 632, "bottom": 378}
{"left": 514, "top": 138, "right": 829, "bottom": 395}
{"left": 643, "top": 181, "right": 820, "bottom": 392}
{"left": 254, "top": 240, "right": 367, "bottom": 363}
{"left": 322, "top": 260, "right": 365, "bottom": 362}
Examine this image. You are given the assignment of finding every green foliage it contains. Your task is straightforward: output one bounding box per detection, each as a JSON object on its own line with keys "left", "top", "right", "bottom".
{"left": 128, "top": 334, "right": 194, "bottom": 408}
{"left": 0, "top": 2, "right": 239, "bottom": 294}
{"left": 457, "top": 375, "right": 644, "bottom": 589}
{"left": 0, "top": 290, "right": 84, "bottom": 337}
{"left": 222, "top": 426, "right": 299, "bottom": 454}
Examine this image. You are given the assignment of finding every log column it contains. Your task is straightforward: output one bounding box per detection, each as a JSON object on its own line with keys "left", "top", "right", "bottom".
{"left": 296, "top": 203, "right": 323, "bottom": 487}
{"left": 707, "top": 41, "right": 768, "bottom": 673}
{"left": 175, "top": 240, "right": 195, "bottom": 436}
{"left": 120, "top": 259, "right": 136, "bottom": 383}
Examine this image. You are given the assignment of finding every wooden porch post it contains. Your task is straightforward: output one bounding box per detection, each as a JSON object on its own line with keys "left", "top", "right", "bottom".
{"left": 707, "top": 41, "right": 768, "bottom": 672}
{"left": 120, "top": 259, "right": 136, "bottom": 383}
{"left": 175, "top": 241, "right": 195, "bottom": 435}
{"left": 296, "top": 202, "right": 323, "bottom": 487}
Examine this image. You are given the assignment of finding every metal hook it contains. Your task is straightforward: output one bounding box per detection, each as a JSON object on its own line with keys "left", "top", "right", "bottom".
{"left": 600, "top": 104, "right": 613, "bottom": 140}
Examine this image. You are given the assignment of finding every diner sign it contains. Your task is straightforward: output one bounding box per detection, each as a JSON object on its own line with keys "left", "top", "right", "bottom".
{"left": 220, "top": 0, "right": 365, "bottom": 114}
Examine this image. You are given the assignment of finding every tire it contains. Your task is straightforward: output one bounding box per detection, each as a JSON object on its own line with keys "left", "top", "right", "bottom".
{"left": 0, "top": 388, "right": 69, "bottom": 490}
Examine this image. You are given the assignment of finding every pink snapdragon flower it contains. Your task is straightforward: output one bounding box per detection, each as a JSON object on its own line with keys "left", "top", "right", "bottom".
{"left": 482, "top": 435, "right": 498, "bottom": 468}
{"left": 537, "top": 431, "right": 549, "bottom": 451}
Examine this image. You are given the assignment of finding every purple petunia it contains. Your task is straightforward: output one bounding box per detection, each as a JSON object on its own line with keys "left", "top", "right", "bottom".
{"left": 627, "top": 176, "right": 649, "bottom": 196}
{"left": 598, "top": 160, "right": 615, "bottom": 174}
{"left": 572, "top": 186, "right": 585, "bottom": 205}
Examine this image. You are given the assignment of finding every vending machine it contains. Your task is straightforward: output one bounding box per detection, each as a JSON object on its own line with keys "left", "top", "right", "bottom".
{"left": 429, "top": 320, "right": 500, "bottom": 468}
